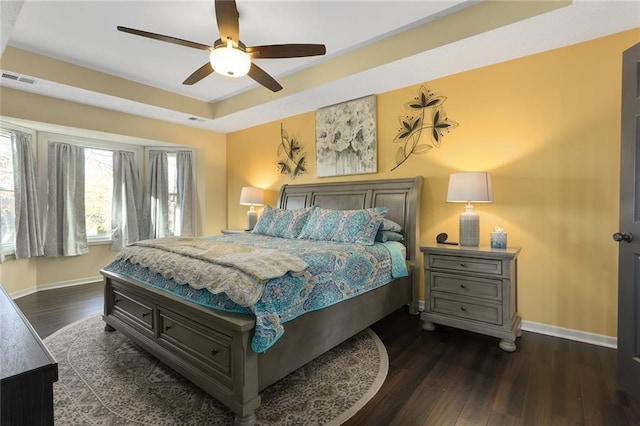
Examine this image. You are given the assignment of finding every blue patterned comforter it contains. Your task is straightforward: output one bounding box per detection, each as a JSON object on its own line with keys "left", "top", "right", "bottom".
{"left": 104, "top": 234, "right": 407, "bottom": 353}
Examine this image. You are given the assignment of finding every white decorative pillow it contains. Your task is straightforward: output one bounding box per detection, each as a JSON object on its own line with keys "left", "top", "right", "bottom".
{"left": 252, "top": 205, "right": 315, "bottom": 239}
{"left": 298, "top": 207, "right": 388, "bottom": 245}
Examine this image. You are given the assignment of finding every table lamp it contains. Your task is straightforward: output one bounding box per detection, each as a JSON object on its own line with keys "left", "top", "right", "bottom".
{"left": 446, "top": 172, "right": 493, "bottom": 246}
{"left": 239, "top": 186, "right": 264, "bottom": 230}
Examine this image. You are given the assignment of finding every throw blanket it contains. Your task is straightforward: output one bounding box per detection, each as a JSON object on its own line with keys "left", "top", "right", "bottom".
{"left": 116, "top": 237, "right": 309, "bottom": 306}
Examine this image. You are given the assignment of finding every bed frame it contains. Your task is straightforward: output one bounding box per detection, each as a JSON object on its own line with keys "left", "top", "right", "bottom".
{"left": 101, "top": 176, "right": 422, "bottom": 425}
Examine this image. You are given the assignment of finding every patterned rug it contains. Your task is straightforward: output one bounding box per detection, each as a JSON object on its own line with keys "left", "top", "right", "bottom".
{"left": 45, "top": 315, "right": 388, "bottom": 425}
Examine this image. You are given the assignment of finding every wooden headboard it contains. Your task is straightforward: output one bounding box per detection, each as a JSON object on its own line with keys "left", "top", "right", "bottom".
{"left": 277, "top": 176, "right": 423, "bottom": 266}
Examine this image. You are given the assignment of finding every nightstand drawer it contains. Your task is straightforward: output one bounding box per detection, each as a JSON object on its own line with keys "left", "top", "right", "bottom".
{"left": 429, "top": 255, "right": 503, "bottom": 276}
{"left": 431, "top": 293, "right": 502, "bottom": 325}
{"left": 431, "top": 272, "right": 502, "bottom": 301}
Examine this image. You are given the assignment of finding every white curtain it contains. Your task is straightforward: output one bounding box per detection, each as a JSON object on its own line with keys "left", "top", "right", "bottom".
{"left": 175, "top": 151, "right": 194, "bottom": 237}
{"left": 142, "top": 151, "right": 168, "bottom": 239}
{"left": 0, "top": 212, "right": 3, "bottom": 263}
{"left": 111, "top": 151, "right": 142, "bottom": 250}
{"left": 0, "top": 139, "right": 5, "bottom": 262}
{"left": 12, "top": 130, "right": 43, "bottom": 259}
{"left": 44, "top": 142, "right": 88, "bottom": 257}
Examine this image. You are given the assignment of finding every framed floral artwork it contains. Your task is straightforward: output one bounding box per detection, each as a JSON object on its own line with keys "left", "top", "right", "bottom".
{"left": 315, "top": 95, "right": 377, "bottom": 177}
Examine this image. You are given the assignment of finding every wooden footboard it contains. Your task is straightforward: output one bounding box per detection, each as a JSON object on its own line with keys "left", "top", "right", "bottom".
{"left": 102, "top": 269, "right": 261, "bottom": 424}
{"left": 102, "top": 267, "right": 413, "bottom": 424}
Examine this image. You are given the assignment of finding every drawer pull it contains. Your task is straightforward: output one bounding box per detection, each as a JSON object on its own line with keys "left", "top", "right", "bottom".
{"left": 460, "top": 283, "right": 467, "bottom": 289}
{"left": 114, "top": 298, "right": 122, "bottom": 304}
{"left": 165, "top": 325, "right": 172, "bottom": 331}
{"left": 459, "top": 262, "right": 467, "bottom": 267}
{"left": 460, "top": 306, "right": 467, "bottom": 312}
{"left": 142, "top": 312, "right": 150, "bottom": 318}
{"left": 210, "top": 349, "right": 219, "bottom": 357}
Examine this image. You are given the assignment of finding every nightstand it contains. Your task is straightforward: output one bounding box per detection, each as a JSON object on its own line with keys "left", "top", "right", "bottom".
{"left": 221, "top": 229, "right": 250, "bottom": 235}
{"left": 420, "top": 244, "right": 522, "bottom": 352}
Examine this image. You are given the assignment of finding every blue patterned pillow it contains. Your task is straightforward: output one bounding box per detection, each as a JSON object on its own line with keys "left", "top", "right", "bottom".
{"left": 252, "top": 205, "right": 315, "bottom": 239}
{"left": 298, "top": 207, "right": 388, "bottom": 245}
{"left": 375, "top": 230, "right": 405, "bottom": 242}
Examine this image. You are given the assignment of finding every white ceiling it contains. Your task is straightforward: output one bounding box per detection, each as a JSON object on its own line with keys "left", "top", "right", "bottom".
{"left": 1, "top": 0, "right": 639, "bottom": 134}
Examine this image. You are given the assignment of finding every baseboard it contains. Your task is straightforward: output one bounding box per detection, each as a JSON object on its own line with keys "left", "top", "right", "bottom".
{"left": 521, "top": 320, "right": 617, "bottom": 349}
{"left": 12, "top": 276, "right": 103, "bottom": 299}
{"left": 417, "top": 299, "right": 617, "bottom": 349}
{"left": 10, "top": 286, "right": 39, "bottom": 299}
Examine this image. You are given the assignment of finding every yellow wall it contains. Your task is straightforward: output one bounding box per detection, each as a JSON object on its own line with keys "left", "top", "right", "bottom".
{"left": 227, "top": 29, "right": 639, "bottom": 338}
{"left": 0, "top": 88, "right": 227, "bottom": 296}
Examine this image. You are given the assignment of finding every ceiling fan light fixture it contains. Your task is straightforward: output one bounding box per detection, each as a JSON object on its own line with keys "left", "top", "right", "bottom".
{"left": 210, "top": 39, "right": 251, "bottom": 77}
{"left": 118, "top": 0, "right": 326, "bottom": 90}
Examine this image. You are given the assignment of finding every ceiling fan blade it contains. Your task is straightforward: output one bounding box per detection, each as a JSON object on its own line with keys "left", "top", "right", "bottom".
{"left": 117, "top": 26, "right": 211, "bottom": 51}
{"left": 248, "top": 63, "right": 282, "bottom": 92}
{"left": 183, "top": 62, "right": 214, "bottom": 85}
{"left": 246, "top": 44, "right": 326, "bottom": 59}
{"left": 215, "top": 0, "right": 240, "bottom": 43}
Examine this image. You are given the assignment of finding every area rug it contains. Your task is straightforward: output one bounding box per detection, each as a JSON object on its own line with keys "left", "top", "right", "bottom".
{"left": 44, "top": 315, "right": 388, "bottom": 425}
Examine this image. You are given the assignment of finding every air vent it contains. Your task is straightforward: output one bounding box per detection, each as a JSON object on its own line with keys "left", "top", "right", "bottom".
{"left": 1, "top": 73, "right": 36, "bottom": 84}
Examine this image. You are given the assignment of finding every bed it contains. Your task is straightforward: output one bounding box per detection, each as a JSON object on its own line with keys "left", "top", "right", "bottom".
{"left": 101, "top": 176, "right": 422, "bottom": 425}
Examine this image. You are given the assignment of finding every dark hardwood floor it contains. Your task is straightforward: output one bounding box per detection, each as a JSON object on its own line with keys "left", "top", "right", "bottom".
{"left": 14, "top": 282, "right": 104, "bottom": 339}
{"left": 14, "top": 283, "right": 640, "bottom": 426}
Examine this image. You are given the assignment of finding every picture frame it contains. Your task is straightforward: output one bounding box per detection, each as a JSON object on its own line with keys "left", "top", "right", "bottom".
{"left": 315, "top": 95, "right": 377, "bottom": 177}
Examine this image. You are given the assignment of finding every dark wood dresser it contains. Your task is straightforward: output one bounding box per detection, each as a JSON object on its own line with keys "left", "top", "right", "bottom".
{"left": 0, "top": 285, "right": 58, "bottom": 425}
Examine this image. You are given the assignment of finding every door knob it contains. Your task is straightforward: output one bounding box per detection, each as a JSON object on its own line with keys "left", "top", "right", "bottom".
{"left": 613, "top": 232, "right": 633, "bottom": 243}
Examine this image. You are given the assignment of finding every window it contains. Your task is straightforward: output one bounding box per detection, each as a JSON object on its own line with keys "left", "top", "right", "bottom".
{"left": 39, "top": 133, "right": 142, "bottom": 245}
{"left": 146, "top": 149, "right": 194, "bottom": 238}
{"left": 0, "top": 130, "right": 15, "bottom": 252}
{"left": 0, "top": 124, "right": 194, "bottom": 258}
{"left": 84, "top": 148, "right": 113, "bottom": 240}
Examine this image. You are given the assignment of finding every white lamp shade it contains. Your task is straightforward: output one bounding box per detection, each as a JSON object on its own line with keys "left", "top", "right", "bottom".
{"left": 239, "top": 187, "right": 264, "bottom": 206}
{"left": 446, "top": 172, "right": 493, "bottom": 203}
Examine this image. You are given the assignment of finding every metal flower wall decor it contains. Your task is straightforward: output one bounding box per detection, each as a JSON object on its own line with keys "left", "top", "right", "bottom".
{"left": 391, "top": 85, "right": 458, "bottom": 171}
{"left": 277, "top": 123, "right": 307, "bottom": 179}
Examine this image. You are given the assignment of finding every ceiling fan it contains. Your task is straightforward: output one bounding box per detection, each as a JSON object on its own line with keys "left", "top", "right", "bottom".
{"left": 117, "top": 0, "right": 326, "bottom": 92}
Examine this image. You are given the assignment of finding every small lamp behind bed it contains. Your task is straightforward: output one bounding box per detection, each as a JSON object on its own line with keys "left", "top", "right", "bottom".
{"left": 239, "top": 186, "right": 265, "bottom": 230}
